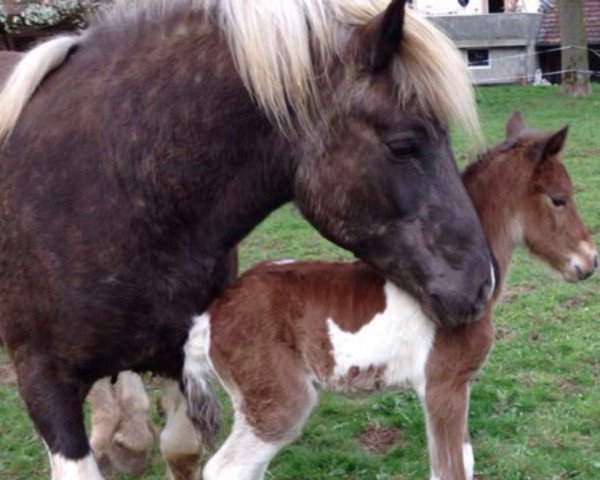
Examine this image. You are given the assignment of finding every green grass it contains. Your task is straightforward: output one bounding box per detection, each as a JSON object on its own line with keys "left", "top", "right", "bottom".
{"left": 1, "top": 85, "right": 600, "bottom": 479}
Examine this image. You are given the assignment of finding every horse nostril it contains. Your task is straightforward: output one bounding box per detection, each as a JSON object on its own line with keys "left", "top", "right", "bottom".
{"left": 594, "top": 255, "right": 599, "bottom": 271}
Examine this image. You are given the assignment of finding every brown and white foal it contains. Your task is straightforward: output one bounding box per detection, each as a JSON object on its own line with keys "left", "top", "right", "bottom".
{"left": 184, "top": 113, "right": 598, "bottom": 480}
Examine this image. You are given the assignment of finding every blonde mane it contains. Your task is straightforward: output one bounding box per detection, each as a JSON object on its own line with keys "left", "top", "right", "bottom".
{"left": 0, "top": 0, "right": 479, "bottom": 143}
{"left": 201, "top": 0, "right": 479, "bottom": 139}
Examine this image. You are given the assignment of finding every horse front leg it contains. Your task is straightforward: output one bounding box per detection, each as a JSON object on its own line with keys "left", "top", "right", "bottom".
{"left": 15, "top": 354, "right": 104, "bottom": 480}
{"left": 421, "top": 381, "right": 471, "bottom": 480}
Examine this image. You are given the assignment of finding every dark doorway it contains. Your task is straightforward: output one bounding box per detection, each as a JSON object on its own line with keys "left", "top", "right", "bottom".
{"left": 489, "top": 0, "right": 504, "bottom": 13}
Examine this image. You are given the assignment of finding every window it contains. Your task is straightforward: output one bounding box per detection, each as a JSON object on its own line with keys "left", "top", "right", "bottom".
{"left": 467, "top": 49, "right": 490, "bottom": 68}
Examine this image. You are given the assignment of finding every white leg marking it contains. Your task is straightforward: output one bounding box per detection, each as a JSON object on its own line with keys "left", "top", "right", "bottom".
{"left": 203, "top": 412, "right": 282, "bottom": 480}
{"left": 326, "top": 281, "right": 436, "bottom": 396}
{"left": 50, "top": 453, "right": 104, "bottom": 480}
{"left": 463, "top": 442, "right": 474, "bottom": 480}
{"left": 423, "top": 410, "right": 441, "bottom": 480}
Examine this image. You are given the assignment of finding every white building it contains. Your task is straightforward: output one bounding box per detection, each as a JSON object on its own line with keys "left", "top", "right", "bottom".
{"left": 411, "top": 0, "right": 545, "bottom": 84}
{"left": 411, "top": 0, "right": 542, "bottom": 15}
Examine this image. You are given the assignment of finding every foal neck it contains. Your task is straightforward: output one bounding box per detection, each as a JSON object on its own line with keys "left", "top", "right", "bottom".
{"left": 462, "top": 150, "right": 528, "bottom": 295}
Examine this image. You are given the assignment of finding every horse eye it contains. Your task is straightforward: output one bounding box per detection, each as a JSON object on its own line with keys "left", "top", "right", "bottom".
{"left": 386, "top": 139, "right": 420, "bottom": 160}
{"left": 551, "top": 197, "right": 567, "bottom": 208}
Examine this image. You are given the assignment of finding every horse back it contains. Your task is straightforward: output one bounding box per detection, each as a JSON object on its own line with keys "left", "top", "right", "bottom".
{"left": 0, "top": 51, "right": 22, "bottom": 87}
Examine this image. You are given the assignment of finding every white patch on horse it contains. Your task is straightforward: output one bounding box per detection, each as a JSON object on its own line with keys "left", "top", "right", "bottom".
{"left": 488, "top": 262, "right": 496, "bottom": 299}
{"left": 203, "top": 409, "right": 282, "bottom": 480}
{"left": 50, "top": 453, "right": 104, "bottom": 480}
{"left": 271, "top": 259, "right": 297, "bottom": 265}
{"left": 325, "top": 281, "right": 436, "bottom": 397}
{"left": 463, "top": 442, "right": 475, "bottom": 480}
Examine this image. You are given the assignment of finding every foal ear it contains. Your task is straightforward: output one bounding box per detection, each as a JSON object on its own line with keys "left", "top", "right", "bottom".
{"left": 541, "top": 126, "right": 569, "bottom": 158}
{"left": 505, "top": 111, "right": 525, "bottom": 139}
{"left": 357, "top": 0, "right": 407, "bottom": 73}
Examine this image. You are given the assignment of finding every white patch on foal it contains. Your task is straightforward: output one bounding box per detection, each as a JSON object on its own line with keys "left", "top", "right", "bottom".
{"left": 50, "top": 453, "right": 104, "bottom": 480}
{"left": 326, "top": 281, "right": 436, "bottom": 397}
{"left": 184, "top": 313, "right": 214, "bottom": 392}
{"left": 271, "top": 258, "right": 297, "bottom": 265}
{"left": 569, "top": 241, "right": 598, "bottom": 267}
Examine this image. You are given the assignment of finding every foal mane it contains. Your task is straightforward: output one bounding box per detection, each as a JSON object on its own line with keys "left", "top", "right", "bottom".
{"left": 0, "top": 0, "right": 479, "bottom": 143}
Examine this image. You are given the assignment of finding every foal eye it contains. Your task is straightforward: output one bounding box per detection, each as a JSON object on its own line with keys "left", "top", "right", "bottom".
{"left": 386, "top": 139, "right": 420, "bottom": 160}
{"left": 551, "top": 197, "right": 567, "bottom": 208}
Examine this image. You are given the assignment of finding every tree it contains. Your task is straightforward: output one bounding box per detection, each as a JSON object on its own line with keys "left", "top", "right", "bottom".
{"left": 557, "top": 0, "right": 591, "bottom": 96}
{"left": 0, "top": 1, "right": 108, "bottom": 35}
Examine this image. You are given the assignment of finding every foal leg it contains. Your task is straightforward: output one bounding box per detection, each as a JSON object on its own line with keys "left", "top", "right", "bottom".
{"left": 108, "top": 372, "right": 156, "bottom": 476}
{"left": 15, "top": 356, "right": 104, "bottom": 480}
{"left": 204, "top": 362, "right": 317, "bottom": 480}
{"left": 158, "top": 378, "right": 203, "bottom": 480}
{"left": 462, "top": 393, "right": 474, "bottom": 480}
{"left": 88, "top": 377, "right": 121, "bottom": 476}
{"left": 421, "top": 381, "right": 470, "bottom": 480}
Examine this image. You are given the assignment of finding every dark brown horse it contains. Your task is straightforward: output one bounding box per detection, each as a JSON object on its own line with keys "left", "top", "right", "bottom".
{"left": 184, "top": 113, "right": 597, "bottom": 480}
{"left": 0, "top": 0, "right": 493, "bottom": 477}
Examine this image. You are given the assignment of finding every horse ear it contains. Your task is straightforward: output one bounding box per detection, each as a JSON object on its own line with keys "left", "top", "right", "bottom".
{"left": 542, "top": 126, "right": 569, "bottom": 158}
{"left": 530, "top": 126, "right": 569, "bottom": 167}
{"left": 505, "top": 111, "right": 525, "bottom": 138}
{"left": 357, "top": 0, "right": 407, "bottom": 73}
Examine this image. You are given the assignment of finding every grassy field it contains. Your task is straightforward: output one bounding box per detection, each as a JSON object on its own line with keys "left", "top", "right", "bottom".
{"left": 1, "top": 85, "right": 600, "bottom": 479}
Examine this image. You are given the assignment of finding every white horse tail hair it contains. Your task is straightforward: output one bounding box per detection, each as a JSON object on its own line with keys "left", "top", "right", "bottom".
{"left": 183, "top": 313, "right": 220, "bottom": 448}
{"left": 0, "top": 35, "right": 80, "bottom": 144}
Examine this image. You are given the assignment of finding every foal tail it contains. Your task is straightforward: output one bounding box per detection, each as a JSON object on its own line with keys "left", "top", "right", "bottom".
{"left": 183, "top": 313, "right": 220, "bottom": 448}
{"left": 0, "top": 35, "right": 80, "bottom": 144}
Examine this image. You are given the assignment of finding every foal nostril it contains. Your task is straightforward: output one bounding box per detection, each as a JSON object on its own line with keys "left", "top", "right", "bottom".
{"left": 575, "top": 265, "right": 593, "bottom": 281}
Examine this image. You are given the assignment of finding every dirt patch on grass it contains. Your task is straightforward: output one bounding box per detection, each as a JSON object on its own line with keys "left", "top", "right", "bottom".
{"left": 500, "top": 281, "right": 538, "bottom": 303}
{"left": 0, "top": 361, "right": 16, "bottom": 386}
{"left": 560, "top": 292, "right": 594, "bottom": 310}
{"left": 555, "top": 377, "right": 583, "bottom": 394}
{"left": 356, "top": 423, "right": 401, "bottom": 454}
{"left": 495, "top": 326, "right": 518, "bottom": 342}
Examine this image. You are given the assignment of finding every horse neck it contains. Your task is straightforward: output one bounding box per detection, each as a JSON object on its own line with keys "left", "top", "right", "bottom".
{"left": 462, "top": 155, "right": 527, "bottom": 294}
{"left": 79, "top": 15, "right": 300, "bottom": 255}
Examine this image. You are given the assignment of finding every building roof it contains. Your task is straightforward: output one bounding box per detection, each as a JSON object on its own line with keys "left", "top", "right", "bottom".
{"left": 537, "top": 0, "right": 600, "bottom": 45}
